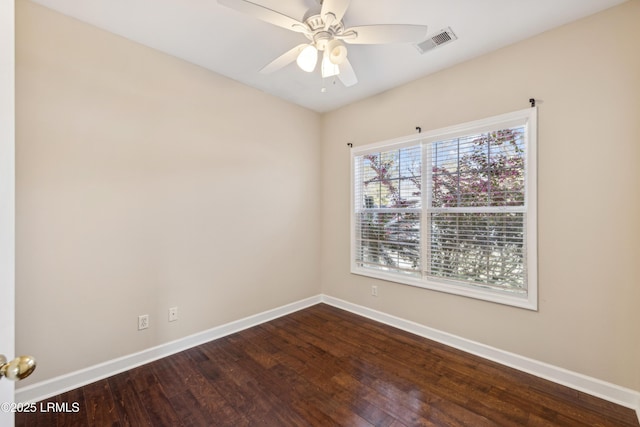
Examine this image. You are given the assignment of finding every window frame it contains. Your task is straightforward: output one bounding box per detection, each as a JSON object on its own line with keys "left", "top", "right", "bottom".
{"left": 350, "top": 108, "right": 538, "bottom": 310}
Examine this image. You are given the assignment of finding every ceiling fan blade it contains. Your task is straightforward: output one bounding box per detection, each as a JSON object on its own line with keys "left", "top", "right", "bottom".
{"left": 343, "top": 24, "right": 428, "bottom": 44}
{"left": 218, "top": 0, "right": 308, "bottom": 33}
{"left": 338, "top": 58, "right": 357, "bottom": 87}
{"left": 321, "top": 0, "right": 351, "bottom": 24}
{"left": 260, "top": 44, "right": 308, "bottom": 74}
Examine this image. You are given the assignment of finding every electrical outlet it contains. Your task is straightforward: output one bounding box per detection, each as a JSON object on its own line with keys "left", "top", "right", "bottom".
{"left": 138, "top": 314, "right": 149, "bottom": 330}
{"left": 371, "top": 285, "right": 378, "bottom": 297}
{"left": 168, "top": 307, "right": 178, "bottom": 322}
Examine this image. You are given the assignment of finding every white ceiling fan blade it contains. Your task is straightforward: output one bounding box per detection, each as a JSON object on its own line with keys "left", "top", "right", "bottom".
{"left": 218, "top": 0, "right": 308, "bottom": 34}
{"left": 321, "top": 0, "right": 351, "bottom": 24}
{"left": 343, "top": 24, "right": 428, "bottom": 44}
{"left": 338, "top": 58, "right": 357, "bottom": 87}
{"left": 260, "top": 44, "right": 308, "bottom": 74}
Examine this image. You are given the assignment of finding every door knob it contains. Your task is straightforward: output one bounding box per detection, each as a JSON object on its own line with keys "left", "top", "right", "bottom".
{"left": 0, "top": 354, "right": 36, "bottom": 381}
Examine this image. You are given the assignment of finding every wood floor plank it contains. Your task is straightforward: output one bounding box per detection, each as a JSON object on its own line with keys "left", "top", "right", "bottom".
{"left": 198, "top": 339, "right": 310, "bottom": 425}
{"left": 137, "top": 378, "right": 183, "bottom": 427}
{"left": 54, "top": 388, "right": 88, "bottom": 427}
{"left": 16, "top": 303, "right": 640, "bottom": 426}
{"left": 81, "top": 380, "right": 120, "bottom": 426}
{"left": 108, "top": 371, "right": 154, "bottom": 427}
{"left": 185, "top": 348, "right": 251, "bottom": 427}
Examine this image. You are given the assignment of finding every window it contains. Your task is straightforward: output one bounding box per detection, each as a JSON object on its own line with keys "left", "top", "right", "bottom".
{"left": 351, "top": 108, "right": 537, "bottom": 310}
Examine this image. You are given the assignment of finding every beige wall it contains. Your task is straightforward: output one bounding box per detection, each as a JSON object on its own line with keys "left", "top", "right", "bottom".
{"left": 320, "top": 1, "right": 640, "bottom": 391}
{"left": 15, "top": 0, "right": 321, "bottom": 384}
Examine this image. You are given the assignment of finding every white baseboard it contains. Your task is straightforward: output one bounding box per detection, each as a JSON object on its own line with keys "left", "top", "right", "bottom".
{"left": 16, "top": 295, "right": 322, "bottom": 404}
{"left": 321, "top": 295, "right": 640, "bottom": 422}
{"left": 16, "top": 293, "right": 640, "bottom": 423}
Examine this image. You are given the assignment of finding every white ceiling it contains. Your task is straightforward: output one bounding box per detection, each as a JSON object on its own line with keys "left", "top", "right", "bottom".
{"left": 29, "top": 0, "right": 627, "bottom": 112}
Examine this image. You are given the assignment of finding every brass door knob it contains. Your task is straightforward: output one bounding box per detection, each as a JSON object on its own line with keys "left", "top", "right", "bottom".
{"left": 0, "top": 354, "right": 36, "bottom": 381}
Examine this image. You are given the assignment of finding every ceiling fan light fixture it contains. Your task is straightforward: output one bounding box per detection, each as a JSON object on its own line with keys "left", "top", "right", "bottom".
{"left": 296, "top": 45, "right": 318, "bottom": 72}
{"left": 321, "top": 50, "right": 340, "bottom": 78}
{"left": 327, "top": 39, "right": 347, "bottom": 65}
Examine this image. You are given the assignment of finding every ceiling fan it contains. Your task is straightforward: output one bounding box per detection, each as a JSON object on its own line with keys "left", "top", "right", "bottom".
{"left": 218, "top": 0, "right": 428, "bottom": 87}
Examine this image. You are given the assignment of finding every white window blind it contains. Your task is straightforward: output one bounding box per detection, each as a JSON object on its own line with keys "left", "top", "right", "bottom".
{"left": 354, "top": 145, "right": 422, "bottom": 276}
{"left": 351, "top": 108, "right": 537, "bottom": 310}
{"left": 426, "top": 128, "right": 527, "bottom": 293}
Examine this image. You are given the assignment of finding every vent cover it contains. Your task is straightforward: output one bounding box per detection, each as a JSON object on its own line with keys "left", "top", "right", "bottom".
{"left": 415, "top": 27, "right": 457, "bottom": 54}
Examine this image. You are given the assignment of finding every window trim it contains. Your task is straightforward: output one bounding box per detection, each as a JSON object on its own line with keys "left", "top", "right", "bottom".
{"left": 350, "top": 108, "right": 537, "bottom": 310}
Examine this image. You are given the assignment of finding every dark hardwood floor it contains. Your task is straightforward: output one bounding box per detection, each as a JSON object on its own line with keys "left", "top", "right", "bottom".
{"left": 17, "top": 303, "right": 639, "bottom": 426}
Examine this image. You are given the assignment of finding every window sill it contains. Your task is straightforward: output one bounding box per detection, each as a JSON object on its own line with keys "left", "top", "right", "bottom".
{"left": 351, "top": 266, "right": 538, "bottom": 311}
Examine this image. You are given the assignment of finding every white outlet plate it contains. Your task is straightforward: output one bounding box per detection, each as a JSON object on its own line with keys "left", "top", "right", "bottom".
{"left": 168, "top": 307, "right": 178, "bottom": 322}
{"left": 371, "top": 285, "right": 378, "bottom": 297}
{"left": 138, "top": 314, "right": 149, "bottom": 330}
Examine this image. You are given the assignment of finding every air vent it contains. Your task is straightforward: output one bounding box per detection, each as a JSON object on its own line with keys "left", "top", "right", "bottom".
{"left": 415, "top": 27, "right": 457, "bottom": 54}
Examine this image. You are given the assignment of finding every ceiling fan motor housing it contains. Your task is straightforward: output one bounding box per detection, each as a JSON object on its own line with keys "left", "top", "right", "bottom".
{"left": 304, "top": 14, "right": 345, "bottom": 50}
